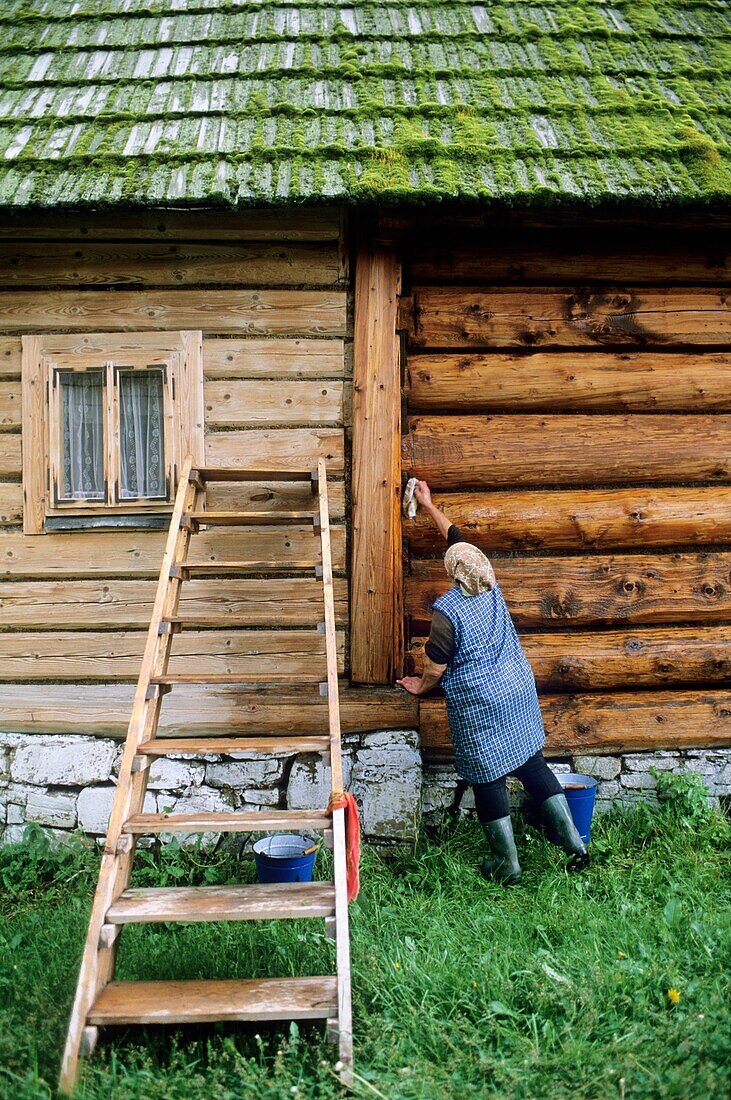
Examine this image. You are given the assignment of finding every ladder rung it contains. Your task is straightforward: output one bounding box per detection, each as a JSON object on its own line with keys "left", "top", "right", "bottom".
{"left": 172, "top": 561, "right": 321, "bottom": 576}
{"left": 185, "top": 511, "right": 316, "bottom": 527}
{"left": 149, "top": 675, "right": 327, "bottom": 689}
{"left": 88, "top": 976, "right": 337, "bottom": 1025}
{"left": 161, "top": 618, "right": 328, "bottom": 631}
{"left": 106, "top": 881, "right": 335, "bottom": 924}
{"left": 138, "top": 736, "right": 331, "bottom": 755}
{"left": 123, "top": 810, "right": 331, "bottom": 834}
{"left": 193, "top": 468, "right": 316, "bottom": 484}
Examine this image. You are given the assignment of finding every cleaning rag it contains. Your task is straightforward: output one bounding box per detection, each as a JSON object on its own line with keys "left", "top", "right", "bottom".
{"left": 327, "top": 789, "right": 361, "bottom": 902}
{"left": 402, "top": 477, "right": 418, "bottom": 519}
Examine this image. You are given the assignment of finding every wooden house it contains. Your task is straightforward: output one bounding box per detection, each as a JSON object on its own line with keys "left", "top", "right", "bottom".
{"left": 0, "top": 0, "right": 730, "bottom": 840}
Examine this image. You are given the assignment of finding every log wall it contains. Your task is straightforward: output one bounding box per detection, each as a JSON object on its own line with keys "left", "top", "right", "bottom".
{"left": 401, "top": 227, "right": 731, "bottom": 759}
{"left": 0, "top": 209, "right": 397, "bottom": 734}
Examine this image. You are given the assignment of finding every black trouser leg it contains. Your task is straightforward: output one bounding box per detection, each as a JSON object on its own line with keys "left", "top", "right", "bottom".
{"left": 511, "top": 751, "right": 562, "bottom": 808}
{"left": 473, "top": 751, "right": 560, "bottom": 823}
{"left": 472, "top": 776, "right": 510, "bottom": 823}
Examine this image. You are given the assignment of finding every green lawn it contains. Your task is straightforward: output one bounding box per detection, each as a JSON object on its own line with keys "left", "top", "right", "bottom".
{"left": 1, "top": 778, "right": 729, "bottom": 1100}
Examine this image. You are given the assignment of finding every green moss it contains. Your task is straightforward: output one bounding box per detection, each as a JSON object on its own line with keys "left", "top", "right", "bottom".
{"left": 1, "top": 0, "right": 731, "bottom": 209}
{"left": 352, "top": 146, "right": 410, "bottom": 198}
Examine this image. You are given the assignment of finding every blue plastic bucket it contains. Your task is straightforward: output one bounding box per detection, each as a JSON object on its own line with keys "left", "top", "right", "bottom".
{"left": 556, "top": 773, "right": 598, "bottom": 844}
{"left": 252, "top": 834, "right": 317, "bottom": 884}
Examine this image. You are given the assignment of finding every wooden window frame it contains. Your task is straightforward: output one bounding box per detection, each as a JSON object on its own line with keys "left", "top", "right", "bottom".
{"left": 22, "top": 330, "right": 204, "bottom": 534}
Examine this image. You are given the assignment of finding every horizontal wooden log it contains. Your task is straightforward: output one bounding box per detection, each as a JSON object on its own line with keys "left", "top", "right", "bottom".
{"left": 407, "top": 626, "right": 731, "bottom": 690}
{"left": 0, "top": 683, "right": 417, "bottom": 736}
{"left": 204, "top": 381, "right": 343, "bottom": 427}
{"left": 0, "top": 482, "right": 21, "bottom": 526}
{"left": 0, "top": 290, "right": 346, "bottom": 336}
{"left": 0, "top": 526, "right": 345, "bottom": 578}
{"left": 406, "top": 351, "right": 731, "bottom": 411}
{"left": 204, "top": 478, "right": 344, "bottom": 517}
{"left": 0, "top": 381, "right": 19, "bottom": 427}
{"left": 0, "top": 242, "right": 343, "bottom": 289}
{"left": 0, "top": 577, "right": 347, "bottom": 629}
{"left": 205, "top": 429, "right": 344, "bottom": 472}
{"left": 404, "top": 414, "right": 731, "bottom": 488}
{"left": 420, "top": 690, "right": 731, "bottom": 757}
{"left": 204, "top": 337, "right": 345, "bottom": 378}
{"left": 0, "top": 208, "right": 343, "bottom": 241}
{"left": 405, "top": 487, "right": 731, "bottom": 553}
{"left": 409, "top": 240, "right": 731, "bottom": 284}
{"left": 0, "top": 629, "right": 344, "bottom": 680}
{"left": 0, "top": 433, "right": 20, "bottom": 479}
{"left": 0, "top": 338, "right": 20, "bottom": 378}
{"left": 405, "top": 553, "right": 731, "bottom": 631}
{"left": 407, "top": 287, "right": 731, "bottom": 348}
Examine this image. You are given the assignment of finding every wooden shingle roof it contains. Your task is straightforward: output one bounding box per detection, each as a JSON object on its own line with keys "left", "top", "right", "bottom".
{"left": 0, "top": 0, "right": 730, "bottom": 208}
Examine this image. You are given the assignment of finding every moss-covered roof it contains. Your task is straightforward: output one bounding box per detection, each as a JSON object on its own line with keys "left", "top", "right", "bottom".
{"left": 0, "top": 0, "right": 730, "bottom": 208}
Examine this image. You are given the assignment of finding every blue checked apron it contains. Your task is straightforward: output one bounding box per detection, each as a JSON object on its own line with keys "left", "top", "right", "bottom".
{"left": 433, "top": 583, "right": 545, "bottom": 783}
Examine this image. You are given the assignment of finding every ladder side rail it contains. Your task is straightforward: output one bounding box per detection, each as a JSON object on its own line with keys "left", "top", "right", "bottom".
{"left": 316, "top": 459, "right": 343, "bottom": 789}
{"left": 100, "top": 463, "right": 203, "bottom": 979}
{"left": 59, "top": 456, "right": 197, "bottom": 1094}
{"left": 316, "top": 459, "right": 353, "bottom": 1070}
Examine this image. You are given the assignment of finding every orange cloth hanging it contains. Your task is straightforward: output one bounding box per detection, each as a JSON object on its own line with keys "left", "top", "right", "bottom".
{"left": 327, "top": 790, "right": 360, "bottom": 902}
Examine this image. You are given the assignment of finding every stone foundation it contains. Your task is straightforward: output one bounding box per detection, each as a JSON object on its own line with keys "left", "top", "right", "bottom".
{"left": 1, "top": 729, "right": 729, "bottom": 845}
{"left": 0, "top": 729, "right": 423, "bottom": 846}
{"left": 422, "top": 747, "right": 731, "bottom": 827}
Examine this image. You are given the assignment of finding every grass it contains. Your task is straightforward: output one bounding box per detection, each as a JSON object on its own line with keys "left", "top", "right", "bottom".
{"left": 0, "top": 784, "right": 729, "bottom": 1100}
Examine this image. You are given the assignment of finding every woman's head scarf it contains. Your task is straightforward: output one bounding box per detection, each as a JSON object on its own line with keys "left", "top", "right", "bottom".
{"left": 444, "top": 542, "right": 495, "bottom": 597}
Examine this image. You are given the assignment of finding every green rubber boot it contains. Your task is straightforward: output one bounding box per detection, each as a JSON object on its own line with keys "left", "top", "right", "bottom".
{"left": 542, "top": 793, "right": 589, "bottom": 872}
{"left": 481, "top": 816, "right": 522, "bottom": 885}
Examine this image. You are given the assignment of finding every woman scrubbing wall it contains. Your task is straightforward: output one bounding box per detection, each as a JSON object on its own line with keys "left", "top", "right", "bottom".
{"left": 398, "top": 480, "right": 589, "bottom": 884}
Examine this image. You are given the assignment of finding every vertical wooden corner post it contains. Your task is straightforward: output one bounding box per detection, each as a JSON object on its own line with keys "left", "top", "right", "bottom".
{"left": 351, "top": 233, "right": 403, "bottom": 683}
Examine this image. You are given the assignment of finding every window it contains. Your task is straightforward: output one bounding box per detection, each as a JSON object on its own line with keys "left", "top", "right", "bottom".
{"left": 22, "top": 331, "right": 203, "bottom": 534}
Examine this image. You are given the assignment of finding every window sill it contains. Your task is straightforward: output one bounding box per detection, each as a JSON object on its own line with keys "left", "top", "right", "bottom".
{"left": 44, "top": 514, "right": 171, "bottom": 532}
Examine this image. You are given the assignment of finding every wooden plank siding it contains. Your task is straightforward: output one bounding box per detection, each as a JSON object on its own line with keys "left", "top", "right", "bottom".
{"left": 405, "top": 488, "right": 731, "bottom": 553}
{"left": 407, "top": 626, "right": 731, "bottom": 690}
{"left": 421, "top": 691, "right": 731, "bottom": 758}
{"left": 0, "top": 683, "right": 417, "bottom": 737}
{"left": 405, "top": 351, "right": 731, "bottom": 411}
{"left": 404, "top": 414, "right": 731, "bottom": 488}
{"left": 405, "top": 286, "right": 731, "bottom": 348}
{"left": 406, "top": 554, "right": 731, "bottom": 631}
{"left": 0, "top": 208, "right": 351, "bottom": 732}
{"left": 0, "top": 629, "right": 346, "bottom": 681}
{"left": 400, "top": 227, "right": 731, "bottom": 758}
{"left": 0, "top": 578, "right": 348, "bottom": 630}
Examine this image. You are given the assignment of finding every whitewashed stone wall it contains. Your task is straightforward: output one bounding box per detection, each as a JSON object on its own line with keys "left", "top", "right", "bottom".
{"left": 422, "top": 748, "right": 731, "bottom": 826}
{"left": 0, "top": 729, "right": 422, "bottom": 846}
{"left": 1, "top": 729, "right": 729, "bottom": 845}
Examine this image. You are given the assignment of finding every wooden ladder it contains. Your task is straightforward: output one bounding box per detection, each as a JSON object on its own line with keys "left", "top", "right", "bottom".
{"left": 59, "top": 457, "right": 353, "bottom": 1095}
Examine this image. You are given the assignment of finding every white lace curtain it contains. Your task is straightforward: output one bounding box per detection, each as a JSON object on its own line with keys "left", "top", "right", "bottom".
{"left": 60, "top": 367, "right": 165, "bottom": 502}
{"left": 60, "top": 371, "right": 104, "bottom": 499}
{"left": 118, "top": 369, "right": 165, "bottom": 499}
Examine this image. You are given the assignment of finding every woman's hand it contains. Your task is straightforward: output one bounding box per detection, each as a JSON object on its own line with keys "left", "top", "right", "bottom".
{"left": 414, "top": 480, "right": 433, "bottom": 508}
{"left": 397, "top": 676, "right": 425, "bottom": 696}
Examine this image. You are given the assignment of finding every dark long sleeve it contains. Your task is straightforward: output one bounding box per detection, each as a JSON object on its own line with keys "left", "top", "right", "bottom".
{"left": 424, "top": 609, "right": 455, "bottom": 664}
{"left": 447, "top": 523, "right": 465, "bottom": 547}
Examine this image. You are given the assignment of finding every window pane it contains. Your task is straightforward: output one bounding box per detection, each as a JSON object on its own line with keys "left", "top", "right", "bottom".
{"left": 59, "top": 371, "right": 105, "bottom": 500}
{"left": 118, "top": 368, "right": 166, "bottom": 499}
